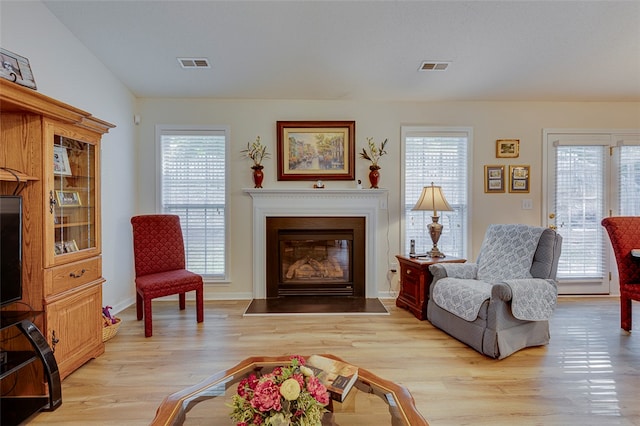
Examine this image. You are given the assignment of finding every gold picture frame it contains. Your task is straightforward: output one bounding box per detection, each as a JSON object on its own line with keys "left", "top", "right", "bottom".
{"left": 484, "top": 165, "right": 505, "bottom": 193}
{"left": 276, "top": 121, "right": 355, "bottom": 181}
{"left": 496, "top": 139, "right": 520, "bottom": 158}
{"left": 56, "top": 190, "right": 82, "bottom": 207}
{"left": 509, "top": 165, "right": 530, "bottom": 193}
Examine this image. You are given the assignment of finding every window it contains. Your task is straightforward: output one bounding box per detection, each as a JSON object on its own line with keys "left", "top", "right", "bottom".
{"left": 401, "top": 127, "right": 471, "bottom": 258}
{"left": 544, "top": 130, "right": 640, "bottom": 294}
{"left": 157, "top": 126, "right": 228, "bottom": 281}
{"left": 616, "top": 141, "right": 640, "bottom": 215}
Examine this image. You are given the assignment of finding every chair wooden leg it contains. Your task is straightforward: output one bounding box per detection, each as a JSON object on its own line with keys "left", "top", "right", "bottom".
{"left": 144, "top": 297, "right": 153, "bottom": 337}
{"left": 621, "top": 296, "right": 632, "bottom": 332}
{"left": 136, "top": 292, "right": 143, "bottom": 320}
{"left": 179, "top": 293, "right": 186, "bottom": 310}
{"left": 196, "top": 286, "right": 204, "bottom": 323}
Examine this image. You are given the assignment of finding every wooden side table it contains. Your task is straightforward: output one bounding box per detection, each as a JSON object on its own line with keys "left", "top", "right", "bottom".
{"left": 395, "top": 255, "right": 465, "bottom": 320}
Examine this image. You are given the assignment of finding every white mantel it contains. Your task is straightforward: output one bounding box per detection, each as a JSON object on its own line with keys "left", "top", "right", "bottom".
{"left": 244, "top": 188, "right": 389, "bottom": 299}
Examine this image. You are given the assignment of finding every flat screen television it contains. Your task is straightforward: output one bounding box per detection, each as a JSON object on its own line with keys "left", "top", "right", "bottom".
{"left": 0, "top": 195, "right": 22, "bottom": 307}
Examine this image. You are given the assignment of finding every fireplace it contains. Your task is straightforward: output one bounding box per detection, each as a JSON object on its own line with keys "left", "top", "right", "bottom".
{"left": 266, "top": 217, "right": 365, "bottom": 297}
{"left": 244, "top": 188, "right": 388, "bottom": 299}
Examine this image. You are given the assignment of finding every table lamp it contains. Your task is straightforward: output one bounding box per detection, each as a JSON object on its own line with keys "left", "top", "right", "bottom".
{"left": 412, "top": 182, "right": 452, "bottom": 258}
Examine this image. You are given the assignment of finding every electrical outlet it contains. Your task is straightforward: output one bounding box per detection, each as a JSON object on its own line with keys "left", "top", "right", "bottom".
{"left": 522, "top": 199, "right": 533, "bottom": 210}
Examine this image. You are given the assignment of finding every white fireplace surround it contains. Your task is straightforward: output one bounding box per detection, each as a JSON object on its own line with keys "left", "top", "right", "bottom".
{"left": 244, "top": 188, "right": 389, "bottom": 299}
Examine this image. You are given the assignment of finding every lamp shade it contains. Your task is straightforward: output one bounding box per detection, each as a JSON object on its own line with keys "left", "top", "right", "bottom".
{"left": 412, "top": 183, "right": 452, "bottom": 216}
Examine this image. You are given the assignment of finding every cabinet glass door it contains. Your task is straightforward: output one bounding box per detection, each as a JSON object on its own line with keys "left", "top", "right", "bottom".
{"left": 53, "top": 136, "right": 95, "bottom": 255}
{"left": 45, "top": 121, "right": 101, "bottom": 266}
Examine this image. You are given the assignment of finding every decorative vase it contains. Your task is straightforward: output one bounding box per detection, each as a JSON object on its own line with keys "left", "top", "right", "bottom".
{"left": 252, "top": 165, "right": 264, "bottom": 188}
{"left": 368, "top": 165, "right": 380, "bottom": 189}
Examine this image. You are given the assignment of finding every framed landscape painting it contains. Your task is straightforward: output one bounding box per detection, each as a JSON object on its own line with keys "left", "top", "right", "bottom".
{"left": 276, "top": 121, "right": 355, "bottom": 181}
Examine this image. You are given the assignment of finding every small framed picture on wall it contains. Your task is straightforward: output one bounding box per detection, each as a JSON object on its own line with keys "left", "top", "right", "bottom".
{"left": 496, "top": 139, "right": 520, "bottom": 158}
{"left": 509, "top": 165, "right": 530, "bottom": 193}
{"left": 484, "top": 165, "right": 505, "bottom": 193}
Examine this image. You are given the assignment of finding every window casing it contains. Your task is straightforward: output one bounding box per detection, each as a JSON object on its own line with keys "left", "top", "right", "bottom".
{"left": 401, "top": 127, "right": 472, "bottom": 258}
{"left": 157, "top": 126, "right": 228, "bottom": 281}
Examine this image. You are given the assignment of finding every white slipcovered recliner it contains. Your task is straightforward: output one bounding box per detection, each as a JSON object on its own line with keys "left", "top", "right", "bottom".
{"left": 427, "top": 224, "right": 562, "bottom": 359}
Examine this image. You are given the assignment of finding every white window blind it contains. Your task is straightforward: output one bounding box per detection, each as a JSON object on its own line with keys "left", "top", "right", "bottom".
{"left": 617, "top": 143, "right": 640, "bottom": 215}
{"left": 402, "top": 127, "right": 470, "bottom": 258}
{"left": 158, "top": 127, "right": 227, "bottom": 279}
{"left": 553, "top": 141, "right": 607, "bottom": 279}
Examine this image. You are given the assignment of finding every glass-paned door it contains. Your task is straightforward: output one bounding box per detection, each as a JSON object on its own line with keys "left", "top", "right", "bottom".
{"left": 44, "top": 120, "right": 101, "bottom": 268}
{"left": 544, "top": 131, "right": 640, "bottom": 294}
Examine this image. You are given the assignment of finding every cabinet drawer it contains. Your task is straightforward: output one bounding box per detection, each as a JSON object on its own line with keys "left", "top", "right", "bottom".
{"left": 45, "top": 257, "right": 102, "bottom": 296}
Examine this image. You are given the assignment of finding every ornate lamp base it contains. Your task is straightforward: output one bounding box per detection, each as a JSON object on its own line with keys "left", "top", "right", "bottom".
{"left": 427, "top": 215, "right": 446, "bottom": 258}
{"left": 427, "top": 247, "right": 446, "bottom": 258}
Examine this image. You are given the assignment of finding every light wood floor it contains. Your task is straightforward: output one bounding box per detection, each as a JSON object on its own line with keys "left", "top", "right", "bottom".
{"left": 29, "top": 297, "right": 639, "bottom": 425}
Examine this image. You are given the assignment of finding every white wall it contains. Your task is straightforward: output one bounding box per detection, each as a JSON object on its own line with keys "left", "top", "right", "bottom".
{"left": 4, "top": 2, "right": 639, "bottom": 308}
{"left": 1, "top": 1, "right": 137, "bottom": 313}
{"left": 137, "top": 98, "right": 640, "bottom": 298}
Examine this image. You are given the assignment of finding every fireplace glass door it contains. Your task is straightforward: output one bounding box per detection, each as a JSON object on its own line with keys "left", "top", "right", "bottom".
{"left": 279, "top": 233, "right": 352, "bottom": 296}
{"left": 266, "top": 217, "right": 366, "bottom": 298}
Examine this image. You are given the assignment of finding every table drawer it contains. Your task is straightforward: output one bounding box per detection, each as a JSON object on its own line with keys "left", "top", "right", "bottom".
{"left": 45, "top": 257, "right": 102, "bottom": 296}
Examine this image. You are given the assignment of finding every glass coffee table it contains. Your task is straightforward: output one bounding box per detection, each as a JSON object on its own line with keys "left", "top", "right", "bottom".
{"left": 151, "top": 354, "right": 428, "bottom": 425}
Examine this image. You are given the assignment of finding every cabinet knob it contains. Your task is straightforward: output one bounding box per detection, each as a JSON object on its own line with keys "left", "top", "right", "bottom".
{"left": 406, "top": 269, "right": 412, "bottom": 275}
{"left": 70, "top": 269, "right": 86, "bottom": 278}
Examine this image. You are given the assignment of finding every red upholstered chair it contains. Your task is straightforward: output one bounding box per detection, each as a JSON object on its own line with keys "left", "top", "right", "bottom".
{"left": 601, "top": 216, "right": 640, "bottom": 331}
{"left": 131, "top": 215, "right": 204, "bottom": 337}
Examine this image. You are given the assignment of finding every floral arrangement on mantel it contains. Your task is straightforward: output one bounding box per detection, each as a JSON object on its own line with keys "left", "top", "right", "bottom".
{"left": 229, "top": 355, "right": 330, "bottom": 426}
{"left": 359, "top": 137, "right": 388, "bottom": 170}
{"left": 242, "top": 136, "right": 271, "bottom": 169}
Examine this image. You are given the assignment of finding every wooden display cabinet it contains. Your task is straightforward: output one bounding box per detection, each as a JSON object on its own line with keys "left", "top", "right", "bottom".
{"left": 0, "top": 79, "right": 114, "bottom": 382}
{"left": 395, "top": 255, "right": 465, "bottom": 320}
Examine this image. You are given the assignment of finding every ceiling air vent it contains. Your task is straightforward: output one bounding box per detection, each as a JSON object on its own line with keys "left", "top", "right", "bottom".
{"left": 177, "top": 58, "right": 211, "bottom": 69}
{"left": 419, "top": 61, "right": 451, "bottom": 72}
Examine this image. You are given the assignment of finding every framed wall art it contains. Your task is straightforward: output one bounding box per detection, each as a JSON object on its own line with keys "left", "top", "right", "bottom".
{"left": 484, "top": 165, "right": 505, "bottom": 193}
{"left": 53, "top": 145, "right": 72, "bottom": 176}
{"left": 496, "top": 139, "right": 519, "bottom": 158}
{"left": 0, "top": 48, "right": 37, "bottom": 90}
{"left": 64, "top": 240, "right": 79, "bottom": 253}
{"left": 509, "top": 165, "right": 530, "bottom": 193}
{"left": 276, "top": 121, "right": 355, "bottom": 181}
{"left": 56, "top": 190, "right": 82, "bottom": 207}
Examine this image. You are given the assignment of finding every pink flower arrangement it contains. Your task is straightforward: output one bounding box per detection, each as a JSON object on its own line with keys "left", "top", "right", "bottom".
{"left": 229, "top": 355, "right": 330, "bottom": 426}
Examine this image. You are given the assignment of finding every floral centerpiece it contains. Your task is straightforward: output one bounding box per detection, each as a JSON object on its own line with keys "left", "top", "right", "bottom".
{"left": 229, "top": 355, "right": 330, "bottom": 426}
{"left": 242, "top": 136, "right": 271, "bottom": 169}
{"left": 359, "top": 137, "right": 388, "bottom": 170}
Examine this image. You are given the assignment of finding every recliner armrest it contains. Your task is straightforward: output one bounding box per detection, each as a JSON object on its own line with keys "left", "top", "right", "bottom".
{"left": 429, "top": 262, "right": 478, "bottom": 279}
{"left": 491, "top": 282, "right": 513, "bottom": 301}
{"left": 429, "top": 263, "right": 479, "bottom": 298}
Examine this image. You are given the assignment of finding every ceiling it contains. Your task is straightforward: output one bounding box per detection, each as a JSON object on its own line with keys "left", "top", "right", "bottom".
{"left": 43, "top": 0, "right": 640, "bottom": 102}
